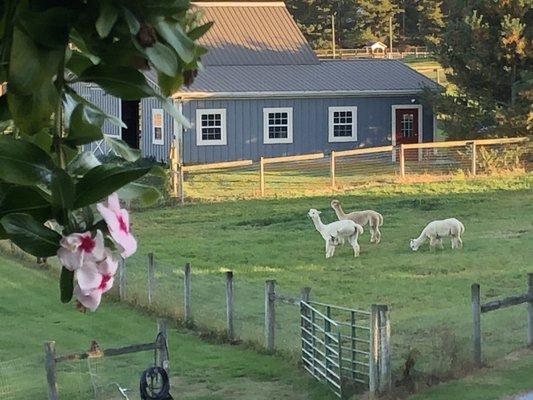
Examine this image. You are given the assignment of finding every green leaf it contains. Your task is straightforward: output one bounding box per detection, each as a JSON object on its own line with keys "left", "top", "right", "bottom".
{"left": 104, "top": 136, "right": 141, "bottom": 161}
{"left": 157, "top": 70, "right": 183, "bottom": 97}
{"left": 66, "top": 51, "right": 95, "bottom": 76}
{"left": 160, "top": 96, "right": 191, "bottom": 128}
{"left": 60, "top": 267, "right": 74, "bottom": 303}
{"left": 1, "top": 213, "right": 61, "bottom": 257}
{"left": 0, "top": 136, "right": 55, "bottom": 185}
{"left": 74, "top": 163, "right": 153, "bottom": 208}
{"left": 77, "top": 65, "right": 155, "bottom": 100}
{"left": 117, "top": 182, "right": 161, "bottom": 205}
{"left": 18, "top": 8, "right": 71, "bottom": 49}
{"left": 154, "top": 19, "right": 195, "bottom": 63}
{"left": 145, "top": 42, "right": 178, "bottom": 76}
{"left": 51, "top": 168, "right": 75, "bottom": 214}
{"left": 7, "top": 81, "right": 59, "bottom": 135}
{"left": 187, "top": 21, "right": 214, "bottom": 40}
{"left": 0, "top": 95, "right": 10, "bottom": 121}
{"left": 67, "top": 152, "right": 102, "bottom": 176}
{"left": 9, "top": 28, "right": 62, "bottom": 94}
{"left": 66, "top": 103, "right": 105, "bottom": 146}
{"left": 96, "top": 0, "right": 118, "bottom": 38}
{"left": 69, "top": 29, "right": 101, "bottom": 65}
{"left": 0, "top": 186, "right": 52, "bottom": 223}
{"left": 122, "top": 7, "right": 140, "bottom": 34}
{"left": 65, "top": 88, "right": 126, "bottom": 129}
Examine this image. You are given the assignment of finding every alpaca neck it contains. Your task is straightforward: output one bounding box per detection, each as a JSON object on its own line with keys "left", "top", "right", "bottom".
{"left": 333, "top": 205, "right": 346, "bottom": 219}
{"left": 311, "top": 215, "right": 325, "bottom": 232}
{"left": 414, "top": 232, "right": 426, "bottom": 245}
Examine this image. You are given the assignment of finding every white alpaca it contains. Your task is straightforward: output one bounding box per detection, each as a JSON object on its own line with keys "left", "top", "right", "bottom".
{"left": 410, "top": 218, "right": 465, "bottom": 251}
{"left": 331, "top": 199, "right": 383, "bottom": 243}
{"left": 308, "top": 208, "right": 364, "bottom": 258}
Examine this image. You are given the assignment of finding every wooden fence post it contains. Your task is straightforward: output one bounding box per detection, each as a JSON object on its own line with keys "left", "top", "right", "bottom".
{"left": 178, "top": 166, "right": 185, "bottom": 205}
{"left": 118, "top": 257, "right": 126, "bottom": 301}
{"left": 44, "top": 341, "right": 58, "bottom": 400}
{"left": 399, "top": 144, "right": 406, "bottom": 178}
{"left": 526, "top": 272, "right": 533, "bottom": 347}
{"left": 378, "top": 305, "right": 391, "bottom": 393}
{"left": 226, "top": 271, "right": 234, "bottom": 341}
{"left": 471, "top": 283, "right": 482, "bottom": 367}
{"left": 471, "top": 141, "right": 477, "bottom": 176}
{"left": 330, "top": 151, "right": 336, "bottom": 190}
{"left": 260, "top": 157, "right": 265, "bottom": 197}
{"left": 369, "top": 304, "right": 379, "bottom": 398}
{"left": 300, "top": 287, "right": 311, "bottom": 303}
{"left": 147, "top": 253, "right": 155, "bottom": 305}
{"left": 156, "top": 319, "right": 169, "bottom": 373}
{"left": 184, "top": 263, "right": 191, "bottom": 322}
{"left": 265, "top": 279, "right": 276, "bottom": 351}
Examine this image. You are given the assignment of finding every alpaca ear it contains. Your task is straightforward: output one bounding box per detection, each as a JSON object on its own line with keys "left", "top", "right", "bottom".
{"left": 317, "top": 210, "right": 322, "bottom": 214}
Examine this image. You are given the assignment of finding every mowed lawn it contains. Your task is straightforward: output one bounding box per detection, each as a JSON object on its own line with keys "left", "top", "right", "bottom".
{"left": 126, "top": 174, "right": 533, "bottom": 375}
{"left": 0, "top": 253, "right": 333, "bottom": 400}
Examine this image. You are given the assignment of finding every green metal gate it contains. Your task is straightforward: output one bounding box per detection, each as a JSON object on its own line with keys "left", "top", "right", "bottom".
{"left": 300, "top": 301, "right": 391, "bottom": 399}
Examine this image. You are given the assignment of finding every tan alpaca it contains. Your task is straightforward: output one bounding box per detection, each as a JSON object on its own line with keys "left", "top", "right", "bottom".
{"left": 330, "top": 199, "right": 383, "bottom": 244}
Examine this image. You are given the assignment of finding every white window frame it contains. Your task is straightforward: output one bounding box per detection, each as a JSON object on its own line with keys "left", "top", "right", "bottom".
{"left": 196, "top": 108, "right": 227, "bottom": 146}
{"left": 152, "top": 108, "right": 164, "bottom": 145}
{"left": 263, "top": 107, "right": 293, "bottom": 144}
{"left": 328, "top": 106, "right": 358, "bottom": 143}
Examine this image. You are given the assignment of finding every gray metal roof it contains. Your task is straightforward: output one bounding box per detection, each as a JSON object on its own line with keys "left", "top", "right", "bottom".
{"left": 175, "top": 59, "right": 441, "bottom": 98}
{"left": 192, "top": 1, "right": 318, "bottom": 66}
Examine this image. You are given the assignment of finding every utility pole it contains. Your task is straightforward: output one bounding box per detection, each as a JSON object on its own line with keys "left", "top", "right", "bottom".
{"left": 331, "top": 13, "right": 336, "bottom": 59}
{"left": 389, "top": 16, "right": 393, "bottom": 56}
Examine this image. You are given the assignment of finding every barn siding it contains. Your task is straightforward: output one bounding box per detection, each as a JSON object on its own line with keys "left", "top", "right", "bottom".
{"left": 178, "top": 95, "right": 435, "bottom": 164}
{"left": 140, "top": 97, "right": 175, "bottom": 162}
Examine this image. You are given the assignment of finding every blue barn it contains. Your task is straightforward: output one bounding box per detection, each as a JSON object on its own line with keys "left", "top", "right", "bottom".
{"left": 85, "top": 1, "right": 439, "bottom": 164}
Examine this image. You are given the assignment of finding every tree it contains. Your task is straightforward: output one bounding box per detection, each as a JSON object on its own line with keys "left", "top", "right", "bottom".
{"left": 428, "top": 0, "right": 532, "bottom": 138}
{"left": 416, "top": 0, "right": 444, "bottom": 46}
{"left": 357, "top": 0, "right": 401, "bottom": 46}
{"left": 0, "top": 0, "right": 210, "bottom": 309}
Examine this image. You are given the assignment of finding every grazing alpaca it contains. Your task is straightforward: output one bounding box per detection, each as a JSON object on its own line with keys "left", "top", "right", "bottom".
{"left": 308, "top": 209, "right": 364, "bottom": 258}
{"left": 410, "top": 218, "right": 465, "bottom": 251}
{"left": 330, "top": 199, "right": 383, "bottom": 244}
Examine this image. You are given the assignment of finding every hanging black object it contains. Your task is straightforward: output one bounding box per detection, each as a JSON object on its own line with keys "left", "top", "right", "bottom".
{"left": 140, "top": 366, "right": 173, "bottom": 400}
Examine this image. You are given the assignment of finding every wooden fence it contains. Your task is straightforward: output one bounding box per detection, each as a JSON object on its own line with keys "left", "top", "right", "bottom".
{"left": 44, "top": 320, "right": 169, "bottom": 400}
{"left": 168, "top": 137, "right": 529, "bottom": 201}
{"left": 314, "top": 47, "right": 430, "bottom": 60}
{"left": 471, "top": 273, "right": 533, "bottom": 368}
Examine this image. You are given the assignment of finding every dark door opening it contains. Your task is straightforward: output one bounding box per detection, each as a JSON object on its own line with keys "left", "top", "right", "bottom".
{"left": 121, "top": 100, "right": 140, "bottom": 149}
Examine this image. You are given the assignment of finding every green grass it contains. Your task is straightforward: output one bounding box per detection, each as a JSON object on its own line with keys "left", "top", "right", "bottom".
{"left": 125, "top": 174, "right": 533, "bottom": 378}
{"left": 0, "top": 253, "right": 333, "bottom": 400}
{"left": 408, "top": 349, "right": 533, "bottom": 400}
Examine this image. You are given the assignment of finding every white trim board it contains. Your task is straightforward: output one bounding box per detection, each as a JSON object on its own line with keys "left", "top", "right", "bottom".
{"left": 328, "top": 106, "right": 358, "bottom": 143}
{"left": 196, "top": 108, "right": 227, "bottom": 146}
{"left": 263, "top": 107, "right": 293, "bottom": 144}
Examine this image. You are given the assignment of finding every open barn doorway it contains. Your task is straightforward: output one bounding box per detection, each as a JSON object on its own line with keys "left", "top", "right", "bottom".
{"left": 121, "top": 100, "right": 140, "bottom": 149}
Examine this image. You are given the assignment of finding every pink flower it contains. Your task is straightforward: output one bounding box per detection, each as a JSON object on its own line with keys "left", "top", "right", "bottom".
{"left": 97, "top": 193, "right": 137, "bottom": 258}
{"left": 57, "top": 230, "right": 105, "bottom": 271}
{"left": 74, "top": 251, "right": 118, "bottom": 311}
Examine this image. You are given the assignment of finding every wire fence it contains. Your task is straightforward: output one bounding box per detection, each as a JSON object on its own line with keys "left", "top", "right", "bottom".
{"left": 170, "top": 137, "right": 530, "bottom": 202}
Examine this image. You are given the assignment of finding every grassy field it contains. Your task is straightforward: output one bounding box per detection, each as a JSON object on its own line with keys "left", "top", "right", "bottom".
{"left": 124, "top": 174, "right": 533, "bottom": 380}
{"left": 0, "top": 252, "right": 332, "bottom": 400}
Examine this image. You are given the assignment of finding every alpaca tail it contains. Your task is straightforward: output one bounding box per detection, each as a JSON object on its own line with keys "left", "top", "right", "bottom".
{"left": 377, "top": 212, "right": 384, "bottom": 227}
{"left": 459, "top": 221, "right": 465, "bottom": 234}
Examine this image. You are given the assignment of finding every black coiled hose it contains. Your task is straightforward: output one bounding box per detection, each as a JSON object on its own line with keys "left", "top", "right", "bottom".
{"left": 140, "top": 366, "right": 173, "bottom": 400}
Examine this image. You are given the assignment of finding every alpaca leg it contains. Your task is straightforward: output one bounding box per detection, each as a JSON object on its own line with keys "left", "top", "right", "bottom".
{"left": 349, "top": 236, "right": 360, "bottom": 257}
{"left": 457, "top": 236, "right": 463, "bottom": 248}
{"left": 325, "top": 241, "right": 331, "bottom": 258}
{"left": 374, "top": 226, "right": 381, "bottom": 244}
{"left": 429, "top": 237, "right": 437, "bottom": 251}
{"left": 438, "top": 238, "right": 444, "bottom": 249}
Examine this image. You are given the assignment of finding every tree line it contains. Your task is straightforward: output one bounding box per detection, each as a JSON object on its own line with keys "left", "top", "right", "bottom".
{"left": 287, "top": 0, "right": 531, "bottom": 138}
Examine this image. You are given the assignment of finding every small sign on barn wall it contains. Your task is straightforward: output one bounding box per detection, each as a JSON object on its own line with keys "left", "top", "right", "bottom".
{"left": 152, "top": 109, "right": 164, "bottom": 145}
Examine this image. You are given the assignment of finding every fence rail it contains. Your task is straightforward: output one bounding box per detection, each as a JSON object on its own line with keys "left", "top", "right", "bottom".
{"left": 169, "top": 137, "right": 530, "bottom": 201}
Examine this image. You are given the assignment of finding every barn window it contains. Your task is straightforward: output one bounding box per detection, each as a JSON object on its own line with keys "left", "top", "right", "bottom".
{"left": 263, "top": 107, "right": 293, "bottom": 144}
{"left": 328, "top": 106, "right": 358, "bottom": 142}
{"left": 196, "top": 109, "right": 227, "bottom": 146}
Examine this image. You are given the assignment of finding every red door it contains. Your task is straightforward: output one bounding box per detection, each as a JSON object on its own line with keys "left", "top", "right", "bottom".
{"left": 395, "top": 108, "right": 419, "bottom": 160}
{"left": 395, "top": 108, "right": 419, "bottom": 145}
